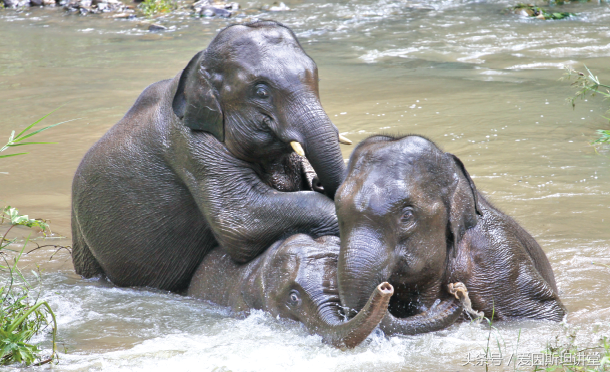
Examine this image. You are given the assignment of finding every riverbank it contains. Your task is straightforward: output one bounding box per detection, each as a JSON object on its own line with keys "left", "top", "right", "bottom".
{"left": 0, "top": 0, "right": 290, "bottom": 25}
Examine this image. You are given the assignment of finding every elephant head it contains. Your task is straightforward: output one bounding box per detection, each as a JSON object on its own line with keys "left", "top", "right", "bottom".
{"left": 336, "top": 135, "right": 481, "bottom": 333}
{"left": 172, "top": 21, "right": 347, "bottom": 198}
{"left": 188, "top": 234, "right": 393, "bottom": 348}
{"left": 259, "top": 235, "right": 393, "bottom": 348}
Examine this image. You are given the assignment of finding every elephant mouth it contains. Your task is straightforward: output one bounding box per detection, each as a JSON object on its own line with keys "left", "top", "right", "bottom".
{"left": 388, "top": 298, "right": 421, "bottom": 318}
{"left": 259, "top": 152, "right": 325, "bottom": 194}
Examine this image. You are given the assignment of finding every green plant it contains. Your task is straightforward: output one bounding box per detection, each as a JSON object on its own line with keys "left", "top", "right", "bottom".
{"left": 592, "top": 262, "right": 610, "bottom": 270}
{"left": 508, "top": 4, "right": 576, "bottom": 20}
{"left": 1, "top": 227, "right": 57, "bottom": 365}
{"left": 0, "top": 109, "right": 66, "bottom": 365}
{"left": 1, "top": 207, "right": 49, "bottom": 233}
{"left": 1, "top": 108, "right": 74, "bottom": 174}
{"left": 564, "top": 66, "right": 610, "bottom": 145}
{"left": 534, "top": 334, "right": 610, "bottom": 371}
{"left": 138, "top": 0, "right": 177, "bottom": 17}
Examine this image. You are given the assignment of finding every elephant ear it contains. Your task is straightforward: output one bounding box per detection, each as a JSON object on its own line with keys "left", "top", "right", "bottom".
{"left": 172, "top": 50, "right": 224, "bottom": 142}
{"left": 446, "top": 153, "right": 483, "bottom": 258}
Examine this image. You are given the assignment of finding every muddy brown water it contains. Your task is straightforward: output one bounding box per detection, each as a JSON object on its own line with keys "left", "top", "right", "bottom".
{"left": 1, "top": 1, "right": 609, "bottom": 370}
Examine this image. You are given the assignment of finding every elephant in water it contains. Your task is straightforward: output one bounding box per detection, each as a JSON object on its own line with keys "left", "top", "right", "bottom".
{"left": 71, "top": 21, "right": 350, "bottom": 291}
{"left": 335, "top": 135, "right": 566, "bottom": 335}
{"left": 187, "top": 234, "right": 394, "bottom": 348}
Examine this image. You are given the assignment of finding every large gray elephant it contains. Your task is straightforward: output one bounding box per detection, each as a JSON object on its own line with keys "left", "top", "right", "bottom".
{"left": 187, "top": 234, "right": 394, "bottom": 348}
{"left": 71, "top": 21, "right": 348, "bottom": 291}
{"left": 336, "top": 135, "right": 566, "bottom": 335}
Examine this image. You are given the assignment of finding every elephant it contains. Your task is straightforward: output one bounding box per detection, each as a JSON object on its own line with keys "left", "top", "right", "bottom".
{"left": 71, "top": 20, "right": 350, "bottom": 291}
{"left": 335, "top": 135, "right": 566, "bottom": 336}
{"left": 187, "top": 234, "right": 394, "bottom": 348}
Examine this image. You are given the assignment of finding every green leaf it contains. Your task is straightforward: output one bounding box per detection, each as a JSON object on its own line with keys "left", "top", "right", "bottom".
{"left": 6, "top": 142, "right": 58, "bottom": 146}
{"left": 0, "top": 153, "right": 29, "bottom": 159}
{"left": 13, "top": 120, "right": 68, "bottom": 143}
{"left": 13, "top": 106, "right": 64, "bottom": 140}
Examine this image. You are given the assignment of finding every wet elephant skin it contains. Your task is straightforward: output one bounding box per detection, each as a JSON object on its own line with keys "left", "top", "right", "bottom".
{"left": 336, "top": 135, "right": 566, "bottom": 335}
{"left": 188, "top": 234, "right": 394, "bottom": 348}
{"left": 71, "top": 21, "right": 346, "bottom": 291}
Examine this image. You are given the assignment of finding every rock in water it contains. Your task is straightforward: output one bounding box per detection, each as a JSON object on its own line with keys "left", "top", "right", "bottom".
{"left": 148, "top": 23, "right": 167, "bottom": 31}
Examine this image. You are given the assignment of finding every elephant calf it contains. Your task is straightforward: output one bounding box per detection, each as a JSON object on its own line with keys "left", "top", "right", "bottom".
{"left": 336, "top": 135, "right": 566, "bottom": 335}
{"left": 71, "top": 21, "right": 348, "bottom": 291}
{"left": 187, "top": 234, "right": 394, "bottom": 348}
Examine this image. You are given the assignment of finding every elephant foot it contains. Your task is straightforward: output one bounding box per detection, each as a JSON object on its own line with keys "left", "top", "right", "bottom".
{"left": 447, "top": 282, "right": 484, "bottom": 320}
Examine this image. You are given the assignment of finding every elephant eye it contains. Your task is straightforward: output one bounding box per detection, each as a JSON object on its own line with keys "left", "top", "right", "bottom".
{"left": 400, "top": 208, "right": 414, "bottom": 223}
{"left": 288, "top": 290, "right": 301, "bottom": 306}
{"left": 255, "top": 85, "right": 270, "bottom": 99}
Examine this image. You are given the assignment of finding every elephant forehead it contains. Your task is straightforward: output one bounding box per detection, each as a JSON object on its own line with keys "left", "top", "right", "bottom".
{"left": 342, "top": 156, "right": 447, "bottom": 216}
{"left": 269, "top": 237, "right": 339, "bottom": 293}
{"left": 211, "top": 28, "right": 316, "bottom": 86}
{"left": 349, "top": 176, "right": 409, "bottom": 215}
{"left": 274, "top": 235, "right": 339, "bottom": 273}
{"left": 352, "top": 135, "right": 444, "bottom": 169}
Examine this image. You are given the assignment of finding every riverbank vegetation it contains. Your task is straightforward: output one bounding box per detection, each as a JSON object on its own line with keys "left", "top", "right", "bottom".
{"left": 478, "top": 317, "right": 609, "bottom": 371}
{"left": 1, "top": 112, "right": 67, "bottom": 365}
{"left": 564, "top": 66, "right": 610, "bottom": 146}
{"left": 507, "top": 4, "right": 576, "bottom": 19}
{"left": 138, "top": 0, "right": 176, "bottom": 17}
{"left": 1, "top": 208, "right": 57, "bottom": 366}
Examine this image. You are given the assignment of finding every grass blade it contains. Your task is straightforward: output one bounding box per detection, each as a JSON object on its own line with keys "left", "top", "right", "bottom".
{"left": 7, "top": 142, "right": 58, "bottom": 146}
{"left": 12, "top": 119, "right": 76, "bottom": 143}
{"left": 13, "top": 105, "right": 65, "bottom": 140}
{"left": 0, "top": 153, "right": 29, "bottom": 159}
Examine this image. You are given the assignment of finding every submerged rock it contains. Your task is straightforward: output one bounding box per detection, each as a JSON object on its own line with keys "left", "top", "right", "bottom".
{"left": 262, "top": 1, "right": 289, "bottom": 11}
{"left": 192, "top": 0, "right": 238, "bottom": 17}
{"left": 148, "top": 23, "right": 167, "bottom": 31}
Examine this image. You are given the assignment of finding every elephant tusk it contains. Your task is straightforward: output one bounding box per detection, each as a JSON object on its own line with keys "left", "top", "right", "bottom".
{"left": 339, "top": 135, "right": 353, "bottom": 145}
{"left": 290, "top": 141, "right": 305, "bottom": 157}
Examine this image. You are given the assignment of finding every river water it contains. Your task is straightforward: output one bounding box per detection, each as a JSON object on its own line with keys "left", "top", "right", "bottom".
{"left": 1, "top": 0, "right": 609, "bottom": 370}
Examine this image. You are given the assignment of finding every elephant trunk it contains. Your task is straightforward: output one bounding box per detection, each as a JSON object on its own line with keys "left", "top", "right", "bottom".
{"left": 338, "top": 234, "right": 391, "bottom": 314}
{"left": 285, "top": 99, "right": 346, "bottom": 199}
{"left": 313, "top": 282, "right": 393, "bottom": 349}
{"left": 380, "top": 297, "right": 463, "bottom": 336}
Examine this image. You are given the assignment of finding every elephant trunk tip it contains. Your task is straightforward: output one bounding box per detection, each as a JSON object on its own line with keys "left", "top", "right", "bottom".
{"left": 324, "top": 281, "right": 393, "bottom": 349}
{"left": 377, "top": 282, "right": 394, "bottom": 297}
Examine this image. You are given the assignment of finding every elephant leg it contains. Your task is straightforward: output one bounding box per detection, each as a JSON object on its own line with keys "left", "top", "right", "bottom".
{"left": 380, "top": 297, "right": 463, "bottom": 336}
{"left": 178, "top": 133, "right": 339, "bottom": 264}
{"left": 71, "top": 213, "right": 103, "bottom": 278}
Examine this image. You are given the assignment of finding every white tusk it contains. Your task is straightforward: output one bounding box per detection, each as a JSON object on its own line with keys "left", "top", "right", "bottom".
{"left": 339, "top": 134, "right": 353, "bottom": 145}
{"left": 290, "top": 141, "right": 305, "bottom": 157}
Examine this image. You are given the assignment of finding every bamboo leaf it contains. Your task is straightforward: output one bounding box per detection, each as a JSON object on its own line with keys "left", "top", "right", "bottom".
{"left": 0, "top": 153, "right": 29, "bottom": 159}
{"left": 7, "top": 142, "right": 58, "bottom": 147}
{"left": 13, "top": 105, "right": 65, "bottom": 140}
{"left": 13, "top": 119, "right": 75, "bottom": 142}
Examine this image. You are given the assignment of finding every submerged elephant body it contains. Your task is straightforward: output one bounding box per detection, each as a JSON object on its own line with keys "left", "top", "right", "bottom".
{"left": 71, "top": 21, "right": 346, "bottom": 290}
{"left": 188, "top": 234, "right": 393, "bottom": 348}
{"left": 336, "top": 135, "right": 566, "bottom": 334}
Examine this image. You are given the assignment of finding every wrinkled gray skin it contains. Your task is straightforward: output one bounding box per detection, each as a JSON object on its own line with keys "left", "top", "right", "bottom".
{"left": 337, "top": 135, "right": 566, "bottom": 335}
{"left": 188, "top": 234, "right": 394, "bottom": 348}
{"left": 71, "top": 21, "right": 345, "bottom": 291}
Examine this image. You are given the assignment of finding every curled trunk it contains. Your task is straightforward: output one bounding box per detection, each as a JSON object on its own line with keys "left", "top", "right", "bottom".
{"left": 380, "top": 297, "right": 463, "bottom": 336}
{"left": 314, "top": 282, "right": 394, "bottom": 348}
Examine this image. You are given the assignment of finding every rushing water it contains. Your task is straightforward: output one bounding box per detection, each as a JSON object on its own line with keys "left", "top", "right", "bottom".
{"left": 1, "top": 0, "right": 609, "bottom": 370}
